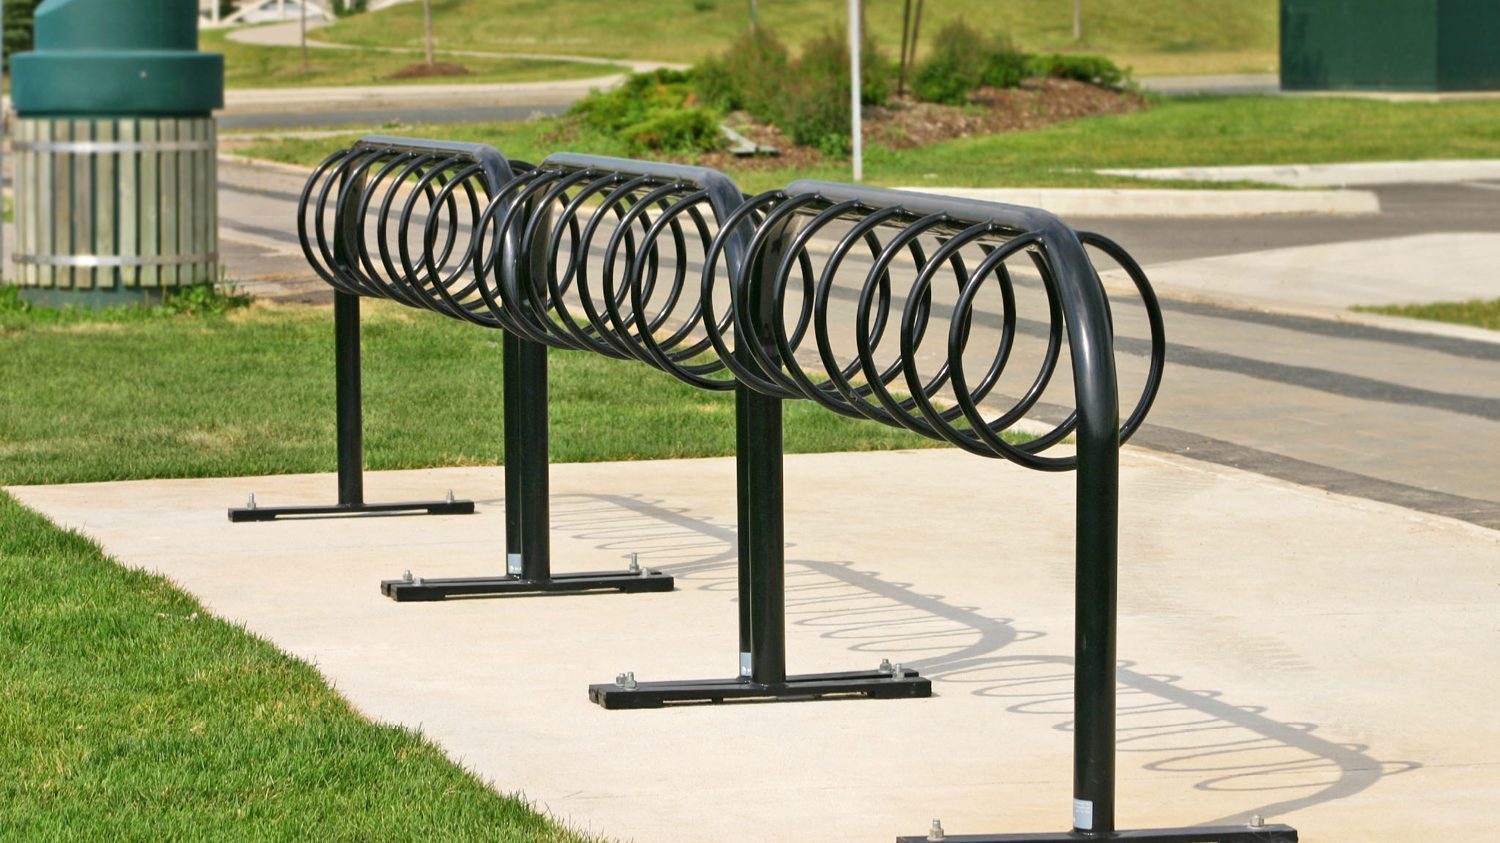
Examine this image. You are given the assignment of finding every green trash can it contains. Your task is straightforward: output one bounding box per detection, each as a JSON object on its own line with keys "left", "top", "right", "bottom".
{"left": 10, "top": 0, "right": 225, "bottom": 305}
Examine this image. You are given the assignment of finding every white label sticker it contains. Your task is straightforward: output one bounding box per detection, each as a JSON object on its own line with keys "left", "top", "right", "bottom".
{"left": 739, "top": 652, "right": 754, "bottom": 677}
{"left": 1073, "top": 798, "right": 1093, "bottom": 831}
{"left": 507, "top": 553, "right": 523, "bottom": 576}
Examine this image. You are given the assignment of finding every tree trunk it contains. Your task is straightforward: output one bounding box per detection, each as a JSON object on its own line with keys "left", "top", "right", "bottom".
{"left": 300, "top": 1, "right": 309, "bottom": 71}
{"left": 423, "top": 0, "right": 435, "bottom": 66}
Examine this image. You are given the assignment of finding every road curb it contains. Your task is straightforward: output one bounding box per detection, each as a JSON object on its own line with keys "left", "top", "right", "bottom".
{"left": 898, "top": 186, "right": 1381, "bottom": 218}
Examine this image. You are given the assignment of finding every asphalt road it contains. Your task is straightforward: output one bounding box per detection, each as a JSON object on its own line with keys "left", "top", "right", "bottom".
{"left": 1067, "top": 181, "right": 1500, "bottom": 265}
{"left": 220, "top": 103, "right": 569, "bottom": 132}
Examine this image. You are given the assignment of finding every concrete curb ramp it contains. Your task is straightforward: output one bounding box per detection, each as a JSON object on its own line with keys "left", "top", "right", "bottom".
{"left": 901, "top": 186, "right": 1380, "bottom": 218}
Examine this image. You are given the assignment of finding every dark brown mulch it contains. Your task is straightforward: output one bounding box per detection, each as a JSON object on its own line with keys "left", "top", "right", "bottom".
{"left": 869, "top": 77, "right": 1148, "bottom": 150}
{"left": 699, "top": 77, "right": 1148, "bottom": 172}
{"left": 387, "top": 61, "right": 471, "bottom": 80}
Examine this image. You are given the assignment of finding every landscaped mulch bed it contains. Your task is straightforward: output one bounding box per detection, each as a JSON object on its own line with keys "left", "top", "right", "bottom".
{"left": 701, "top": 77, "right": 1149, "bottom": 172}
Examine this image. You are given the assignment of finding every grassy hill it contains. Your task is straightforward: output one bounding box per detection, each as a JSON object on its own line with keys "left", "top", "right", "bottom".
{"left": 319, "top": 0, "right": 1278, "bottom": 76}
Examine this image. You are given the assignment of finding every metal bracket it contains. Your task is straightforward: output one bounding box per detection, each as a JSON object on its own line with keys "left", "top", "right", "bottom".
{"left": 895, "top": 823, "right": 1298, "bottom": 842}
{"left": 589, "top": 667, "right": 931, "bottom": 709}
{"left": 228, "top": 497, "right": 474, "bottom": 522}
{"left": 381, "top": 567, "right": 674, "bottom": 602}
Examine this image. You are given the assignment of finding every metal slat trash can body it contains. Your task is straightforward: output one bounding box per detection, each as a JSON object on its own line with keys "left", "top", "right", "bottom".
{"left": 10, "top": 0, "right": 224, "bottom": 306}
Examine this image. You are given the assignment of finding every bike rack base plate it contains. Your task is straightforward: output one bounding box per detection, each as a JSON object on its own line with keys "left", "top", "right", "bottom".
{"left": 589, "top": 668, "right": 931, "bottom": 709}
{"left": 895, "top": 824, "right": 1297, "bottom": 842}
{"left": 228, "top": 499, "right": 475, "bottom": 523}
{"left": 380, "top": 569, "right": 674, "bottom": 602}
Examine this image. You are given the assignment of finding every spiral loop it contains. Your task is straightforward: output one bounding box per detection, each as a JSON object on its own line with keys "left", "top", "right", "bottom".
{"left": 297, "top": 139, "right": 1166, "bottom": 473}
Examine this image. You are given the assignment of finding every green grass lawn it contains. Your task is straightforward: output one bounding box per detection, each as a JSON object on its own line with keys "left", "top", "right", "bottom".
{"left": 319, "top": 0, "right": 1278, "bottom": 77}
{"left": 0, "top": 493, "right": 595, "bottom": 841}
{"left": 1355, "top": 298, "right": 1500, "bottom": 332}
{"left": 238, "top": 95, "right": 1500, "bottom": 194}
{"left": 0, "top": 293, "right": 936, "bottom": 837}
{"left": 205, "top": 28, "right": 624, "bottom": 89}
{"left": 0, "top": 297, "right": 932, "bottom": 486}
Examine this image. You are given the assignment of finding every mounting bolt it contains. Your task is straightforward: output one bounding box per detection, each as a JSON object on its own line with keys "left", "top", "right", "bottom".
{"left": 402, "top": 570, "right": 414, "bottom": 584}
{"left": 1249, "top": 815, "right": 1265, "bottom": 829}
{"left": 892, "top": 663, "right": 905, "bottom": 679}
{"left": 246, "top": 493, "right": 256, "bottom": 510}
{"left": 615, "top": 671, "right": 638, "bottom": 690}
{"left": 878, "top": 658, "right": 894, "bottom": 674}
{"left": 927, "top": 818, "right": 945, "bottom": 841}
{"left": 627, "top": 552, "right": 641, "bottom": 575}
{"left": 446, "top": 489, "right": 455, "bottom": 504}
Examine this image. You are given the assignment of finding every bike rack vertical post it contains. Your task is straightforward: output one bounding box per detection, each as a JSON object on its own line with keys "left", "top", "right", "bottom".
{"left": 509, "top": 331, "right": 552, "bottom": 581}
{"left": 738, "top": 381, "right": 786, "bottom": 685}
{"left": 229, "top": 156, "right": 474, "bottom": 523}
{"left": 333, "top": 289, "right": 364, "bottom": 508}
{"left": 379, "top": 147, "right": 673, "bottom": 601}
{"left": 576, "top": 158, "right": 929, "bottom": 707}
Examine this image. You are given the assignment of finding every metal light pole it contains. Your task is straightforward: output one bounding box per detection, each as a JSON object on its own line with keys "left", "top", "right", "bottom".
{"left": 848, "top": 0, "right": 862, "bottom": 182}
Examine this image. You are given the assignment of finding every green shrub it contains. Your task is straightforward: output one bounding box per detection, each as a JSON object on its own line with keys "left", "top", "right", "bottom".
{"left": 568, "top": 69, "right": 726, "bottom": 155}
{"left": 914, "top": 21, "right": 1033, "bottom": 103}
{"left": 689, "top": 27, "right": 894, "bottom": 157}
{"left": 1027, "top": 53, "right": 1127, "bottom": 88}
{"left": 981, "top": 37, "right": 1030, "bottom": 89}
{"left": 766, "top": 30, "right": 894, "bottom": 154}
{"left": 776, "top": 71, "right": 850, "bottom": 150}
{"left": 620, "top": 107, "right": 724, "bottom": 155}
{"left": 794, "top": 30, "right": 895, "bottom": 107}
{"left": 693, "top": 29, "right": 790, "bottom": 117}
{"left": 913, "top": 20, "right": 990, "bottom": 104}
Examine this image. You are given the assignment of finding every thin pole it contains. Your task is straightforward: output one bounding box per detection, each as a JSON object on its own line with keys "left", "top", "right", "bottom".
{"left": 747, "top": 0, "right": 758, "bottom": 32}
{"left": 300, "top": 1, "right": 309, "bottom": 71}
{"left": 423, "top": 0, "right": 435, "bottom": 66}
{"left": 1074, "top": 0, "right": 1083, "bottom": 43}
{"left": 897, "top": 0, "right": 912, "bottom": 97}
{"left": 849, "top": 0, "right": 862, "bottom": 182}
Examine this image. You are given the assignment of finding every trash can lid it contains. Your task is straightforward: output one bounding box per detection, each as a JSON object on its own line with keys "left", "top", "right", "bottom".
{"left": 10, "top": 0, "right": 224, "bottom": 117}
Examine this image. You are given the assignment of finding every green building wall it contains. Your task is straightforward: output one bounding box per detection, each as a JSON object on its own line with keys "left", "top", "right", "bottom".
{"left": 1281, "top": 0, "right": 1500, "bottom": 91}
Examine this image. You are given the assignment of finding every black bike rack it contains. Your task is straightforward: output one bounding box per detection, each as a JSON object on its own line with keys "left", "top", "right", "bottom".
{"left": 227, "top": 141, "right": 476, "bottom": 523}
{"left": 602, "top": 177, "right": 1276, "bottom": 841}
{"left": 252, "top": 136, "right": 670, "bottom": 599}
{"left": 406, "top": 150, "right": 927, "bottom": 706}
{"left": 269, "top": 132, "right": 1296, "bottom": 839}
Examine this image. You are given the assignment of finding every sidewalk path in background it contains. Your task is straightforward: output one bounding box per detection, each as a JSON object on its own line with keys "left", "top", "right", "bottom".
{"left": 225, "top": 19, "right": 678, "bottom": 74}
{"left": 1137, "top": 73, "right": 1279, "bottom": 95}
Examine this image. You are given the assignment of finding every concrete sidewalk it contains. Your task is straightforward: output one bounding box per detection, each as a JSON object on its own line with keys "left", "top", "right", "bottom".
{"left": 10, "top": 449, "right": 1498, "bottom": 842}
{"left": 903, "top": 186, "right": 1380, "bottom": 219}
{"left": 1099, "top": 159, "right": 1500, "bottom": 188}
